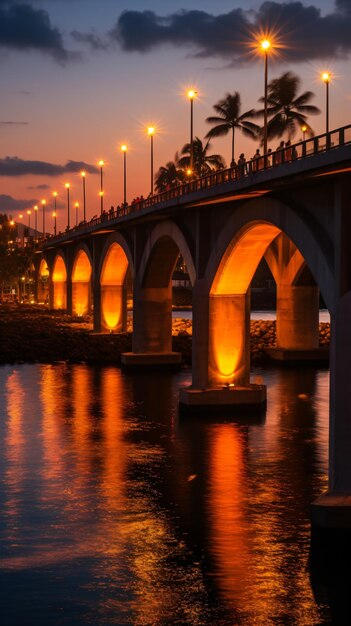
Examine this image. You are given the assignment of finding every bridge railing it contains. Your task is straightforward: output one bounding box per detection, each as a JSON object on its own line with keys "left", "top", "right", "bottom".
{"left": 42, "top": 123, "right": 351, "bottom": 247}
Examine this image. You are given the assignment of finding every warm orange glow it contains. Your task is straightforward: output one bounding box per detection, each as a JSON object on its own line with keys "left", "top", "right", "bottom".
{"left": 322, "top": 71, "right": 331, "bottom": 83}
{"left": 27, "top": 210, "right": 31, "bottom": 215}
{"left": 34, "top": 205, "right": 38, "bottom": 211}
{"left": 72, "top": 249, "right": 91, "bottom": 283}
{"left": 99, "top": 160, "right": 104, "bottom": 167}
{"left": 186, "top": 168, "right": 192, "bottom": 176}
{"left": 99, "top": 191, "right": 104, "bottom": 197}
{"left": 209, "top": 294, "right": 246, "bottom": 384}
{"left": 52, "top": 255, "right": 67, "bottom": 309}
{"left": 10, "top": 220, "right": 15, "bottom": 226}
{"left": 75, "top": 202, "right": 79, "bottom": 208}
{"left": 121, "top": 144, "right": 127, "bottom": 152}
{"left": 147, "top": 126, "right": 155, "bottom": 136}
{"left": 42, "top": 199, "right": 46, "bottom": 205}
{"left": 260, "top": 39, "right": 271, "bottom": 51}
{"left": 81, "top": 171, "right": 86, "bottom": 178}
{"left": 301, "top": 125, "right": 307, "bottom": 132}
{"left": 187, "top": 89, "right": 197, "bottom": 100}
{"left": 19, "top": 213, "right": 23, "bottom": 219}
{"left": 100, "top": 242, "right": 129, "bottom": 331}
{"left": 52, "top": 212, "right": 56, "bottom": 218}
{"left": 65, "top": 183, "right": 70, "bottom": 189}
{"left": 53, "top": 191, "right": 58, "bottom": 197}
{"left": 72, "top": 250, "right": 92, "bottom": 316}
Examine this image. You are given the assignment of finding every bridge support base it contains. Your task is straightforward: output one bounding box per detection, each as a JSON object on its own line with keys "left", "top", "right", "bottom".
{"left": 265, "top": 347, "right": 329, "bottom": 363}
{"left": 311, "top": 491, "right": 351, "bottom": 529}
{"left": 179, "top": 384, "right": 266, "bottom": 415}
{"left": 121, "top": 351, "right": 181, "bottom": 370}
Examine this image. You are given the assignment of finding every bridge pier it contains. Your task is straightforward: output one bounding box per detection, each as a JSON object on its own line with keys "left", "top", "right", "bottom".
{"left": 180, "top": 287, "right": 266, "bottom": 414}
{"left": 121, "top": 284, "right": 181, "bottom": 368}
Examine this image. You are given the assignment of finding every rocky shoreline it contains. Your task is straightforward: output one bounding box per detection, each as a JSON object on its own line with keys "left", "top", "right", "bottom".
{"left": 0, "top": 304, "right": 330, "bottom": 367}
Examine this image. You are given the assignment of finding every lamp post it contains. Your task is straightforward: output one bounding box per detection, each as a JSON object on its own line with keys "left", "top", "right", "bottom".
{"left": 147, "top": 127, "right": 155, "bottom": 195}
{"left": 27, "top": 210, "right": 31, "bottom": 240}
{"left": 34, "top": 205, "right": 38, "bottom": 239}
{"left": 81, "top": 171, "right": 86, "bottom": 221}
{"left": 19, "top": 213, "right": 24, "bottom": 246}
{"left": 99, "top": 160, "right": 104, "bottom": 214}
{"left": 65, "top": 183, "right": 70, "bottom": 229}
{"left": 322, "top": 71, "right": 331, "bottom": 134}
{"left": 121, "top": 145, "right": 127, "bottom": 205}
{"left": 260, "top": 39, "right": 271, "bottom": 157}
{"left": 187, "top": 89, "right": 197, "bottom": 174}
{"left": 41, "top": 199, "right": 46, "bottom": 236}
{"left": 52, "top": 211, "right": 57, "bottom": 236}
{"left": 301, "top": 125, "right": 307, "bottom": 141}
{"left": 53, "top": 192, "right": 57, "bottom": 234}
{"left": 75, "top": 202, "right": 79, "bottom": 226}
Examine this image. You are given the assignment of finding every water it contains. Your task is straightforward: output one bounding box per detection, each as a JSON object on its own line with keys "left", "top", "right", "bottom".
{"left": 171, "top": 309, "right": 331, "bottom": 323}
{"left": 0, "top": 364, "right": 333, "bottom": 625}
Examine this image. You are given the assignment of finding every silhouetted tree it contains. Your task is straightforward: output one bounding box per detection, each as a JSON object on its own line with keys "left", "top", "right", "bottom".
{"left": 154, "top": 152, "right": 185, "bottom": 193}
{"left": 256, "top": 71, "right": 320, "bottom": 141}
{"left": 205, "top": 92, "right": 259, "bottom": 166}
{"left": 178, "top": 137, "right": 225, "bottom": 177}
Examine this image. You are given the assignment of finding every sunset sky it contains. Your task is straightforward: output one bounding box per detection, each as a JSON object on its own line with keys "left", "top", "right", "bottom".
{"left": 1, "top": 0, "right": 350, "bottom": 232}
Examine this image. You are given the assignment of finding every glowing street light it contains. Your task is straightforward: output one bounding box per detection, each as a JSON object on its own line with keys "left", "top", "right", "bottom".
{"left": 52, "top": 211, "right": 57, "bottom": 236}
{"left": 258, "top": 38, "right": 273, "bottom": 157}
{"left": 121, "top": 145, "right": 127, "bottom": 205}
{"left": 75, "top": 201, "right": 79, "bottom": 226}
{"left": 187, "top": 89, "right": 197, "bottom": 173}
{"left": 301, "top": 125, "right": 308, "bottom": 141}
{"left": 147, "top": 126, "right": 155, "bottom": 195}
{"left": 321, "top": 71, "right": 331, "bottom": 134}
{"left": 99, "top": 160, "right": 104, "bottom": 214}
{"left": 65, "top": 183, "right": 70, "bottom": 229}
{"left": 81, "top": 171, "right": 86, "bottom": 221}
{"left": 41, "top": 199, "right": 46, "bottom": 236}
{"left": 33, "top": 205, "right": 38, "bottom": 239}
{"left": 27, "top": 210, "right": 31, "bottom": 236}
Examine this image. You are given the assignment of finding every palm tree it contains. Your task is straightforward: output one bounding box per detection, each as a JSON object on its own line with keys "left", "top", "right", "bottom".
{"left": 257, "top": 71, "right": 320, "bottom": 142}
{"left": 178, "top": 137, "right": 226, "bottom": 177}
{"left": 205, "top": 92, "right": 259, "bottom": 166}
{"left": 154, "top": 153, "right": 184, "bottom": 193}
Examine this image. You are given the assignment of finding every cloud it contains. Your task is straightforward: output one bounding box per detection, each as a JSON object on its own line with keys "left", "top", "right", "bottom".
{"left": 112, "top": 2, "right": 351, "bottom": 63}
{"left": 27, "top": 184, "right": 50, "bottom": 190}
{"left": 0, "top": 121, "right": 28, "bottom": 126}
{"left": 0, "top": 157, "right": 99, "bottom": 177}
{"left": 0, "top": 1, "right": 72, "bottom": 62}
{"left": 71, "top": 30, "right": 109, "bottom": 51}
{"left": 0, "top": 194, "right": 38, "bottom": 212}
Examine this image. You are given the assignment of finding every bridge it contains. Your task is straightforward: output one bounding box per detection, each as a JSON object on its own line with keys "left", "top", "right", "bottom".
{"left": 38, "top": 124, "right": 351, "bottom": 530}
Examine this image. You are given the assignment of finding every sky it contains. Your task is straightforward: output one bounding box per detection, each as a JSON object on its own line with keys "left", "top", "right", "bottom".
{"left": 1, "top": 0, "right": 350, "bottom": 233}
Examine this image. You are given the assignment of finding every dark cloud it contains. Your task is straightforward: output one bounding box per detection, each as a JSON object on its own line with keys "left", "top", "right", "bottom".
{"left": 27, "top": 183, "right": 50, "bottom": 190}
{"left": 0, "top": 1, "right": 72, "bottom": 62}
{"left": 71, "top": 30, "right": 109, "bottom": 51}
{"left": 0, "top": 157, "right": 99, "bottom": 177}
{"left": 0, "top": 194, "right": 38, "bottom": 212}
{"left": 0, "top": 121, "right": 28, "bottom": 126}
{"left": 113, "top": 2, "right": 351, "bottom": 63}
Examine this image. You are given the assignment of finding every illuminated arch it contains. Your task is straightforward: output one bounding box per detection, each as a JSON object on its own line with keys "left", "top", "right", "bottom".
{"left": 38, "top": 258, "right": 50, "bottom": 304}
{"left": 71, "top": 248, "right": 92, "bottom": 316}
{"left": 99, "top": 234, "right": 133, "bottom": 332}
{"left": 52, "top": 254, "right": 67, "bottom": 309}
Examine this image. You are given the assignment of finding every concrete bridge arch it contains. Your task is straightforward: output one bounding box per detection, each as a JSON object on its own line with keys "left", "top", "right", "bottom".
{"left": 71, "top": 244, "right": 93, "bottom": 317}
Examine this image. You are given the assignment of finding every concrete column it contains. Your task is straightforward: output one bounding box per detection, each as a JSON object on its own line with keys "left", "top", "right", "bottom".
{"left": 132, "top": 284, "right": 172, "bottom": 353}
{"left": 276, "top": 284, "right": 319, "bottom": 349}
{"left": 66, "top": 277, "right": 72, "bottom": 315}
{"left": 93, "top": 279, "right": 102, "bottom": 332}
{"left": 191, "top": 280, "right": 210, "bottom": 389}
{"left": 208, "top": 292, "right": 250, "bottom": 387}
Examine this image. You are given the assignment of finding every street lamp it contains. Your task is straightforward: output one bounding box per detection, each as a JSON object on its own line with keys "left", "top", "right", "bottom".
{"left": 121, "top": 145, "right": 127, "bottom": 205}
{"left": 52, "top": 211, "right": 57, "bottom": 236}
{"left": 81, "top": 171, "right": 86, "bottom": 221}
{"left": 301, "top": 125, "right": 308, "bottom": 141}
{"left": 19, "top": 213, "right": 24, "bottom": 246}
{"left": 260, "top": 38, "right": 272, "bottom": 157}
{"left": 53, "top": 192, "right": 58, "bottom": 233}
{"left": 33, "top": 205, "right": 38, "bottom": 239}
{"left": 321, "top": 71, "right": 331, "bottom": 134}
{"left": 65, "top": 183, "right": 70, "bottom": 229}
{"left": 41, "top": 199, "right": 46, "bottom": 236}
{"left": 27, "top": 210, "right": 31, "bottom": 238}
{"left": 75, "top": 201, "right": 79, "bottom": 226}
{"left": 147, "top": 127, "right": 155, "bottom": 195}
{"left": 99, "top": 160, "right": 104, "bottom": 214}
{"left": 187, "top": 89, "right": 197, "bottom": 173}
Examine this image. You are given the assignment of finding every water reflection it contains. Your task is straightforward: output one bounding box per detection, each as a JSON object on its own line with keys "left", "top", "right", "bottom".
{"left": 0, "top": 363, "right": 332, "bottom": 624}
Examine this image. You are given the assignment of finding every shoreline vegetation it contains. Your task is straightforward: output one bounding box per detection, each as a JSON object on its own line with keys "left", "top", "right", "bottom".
{"left": 0, "top": 304, "right": 330, "bottom": 367}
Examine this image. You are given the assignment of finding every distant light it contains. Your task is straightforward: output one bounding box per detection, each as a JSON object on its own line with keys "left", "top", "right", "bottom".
{"left": 121, "top": 144, "right": 127, "bottom": 152}
{"left": 27, "top": 210, "right": 31, "bottom": 215}
{"left": 186, "top": 168, "right": 192, "bottom": 176}
{"left": 81, "top": 171, "right": 86, "bottom": 178}
{"left": 19, "top": 213, "right": 23, "bottom": 219}
{"left": 41, "top": 199, "right": 46, "bottom": 205}
{"left": 9, "top": 220, "right": 15, "bottom": 226}
{"left": 75, "top": 201, "right": 79, "bottom": 207}
{"left": 322, "top": 71, "right": 331, "bottom": 83}
{"left": 301, "top": 125, "right": 307, "bottom": 132}
{"left": 98, "top": 160, "right": 104, "bottom": 167}
{"left": 53, "top": 191, "right": 58, "bottom": 197}
{"left": 34, "top": 205, "right": 38, "bottom": 211}
{"left": 99, "top": 191, "right": 104, "bottom": 197}
{"left": 52, "top": 212, "right": 56, "bottom": 217}
{"left": 187, "top": 89, "right": 197, "bottom": 100}
{"left": 65, "top": 183, "right": 70, "bottom": 189}
{"left": 147, "top": 126, "right": 155, "bottom": 136}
